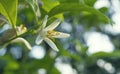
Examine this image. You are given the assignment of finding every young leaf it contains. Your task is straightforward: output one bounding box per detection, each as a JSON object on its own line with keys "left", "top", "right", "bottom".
{"left": 48, "top": 3, "right": 110, "bottom": 23}
{"left": 0, "top": 0, "right": 18, "bottom": 28}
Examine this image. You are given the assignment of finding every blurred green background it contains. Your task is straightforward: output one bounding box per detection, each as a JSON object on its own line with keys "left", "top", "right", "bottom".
{"left": 1, "top": 0, "right": 120, "bottom": 74}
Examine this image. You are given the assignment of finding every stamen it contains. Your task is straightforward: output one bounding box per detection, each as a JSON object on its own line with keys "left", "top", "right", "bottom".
{"left": 47, "top": 30, "right": 60, "bottom": 37}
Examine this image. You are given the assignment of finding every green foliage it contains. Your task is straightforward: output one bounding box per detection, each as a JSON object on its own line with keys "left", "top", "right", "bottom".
{"left": 0, "top": 0, "right": 18, "bottom": 28}
{"left": 41, "top": 0, "right": 64, "bottom": 20}
{"left": 48, "top": 3, "right": 110, "bottom": 23}
{"left": 84, "top": 0, "right": 96, "bottom": 6}
{"left": 0, "top": 0, "right": 119, "bottom": 74}
{"left": 42, "top": 0, "right": 60, "bottom": 12}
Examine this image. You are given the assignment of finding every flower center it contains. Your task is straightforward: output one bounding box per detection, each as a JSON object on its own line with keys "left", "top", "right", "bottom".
{"left": 47, "top": 30, "right": 60, "bottom": 37}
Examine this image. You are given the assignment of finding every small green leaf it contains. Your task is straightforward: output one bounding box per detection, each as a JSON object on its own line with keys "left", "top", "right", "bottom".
{"left": 48, "top": 3, "right": 110, "bottom": 23}
{"left": 0, "top": 0, "right": 18, "bottom": 28}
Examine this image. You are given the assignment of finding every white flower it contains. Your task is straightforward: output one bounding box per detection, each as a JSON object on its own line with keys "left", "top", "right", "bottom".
{"left": 35, "top": 15, "right": 70, "bottom": 52}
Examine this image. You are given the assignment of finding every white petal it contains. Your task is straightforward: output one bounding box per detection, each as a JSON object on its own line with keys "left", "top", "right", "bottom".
{"left": 52, "top": 32, "right": 70, "bottom": 38}
{"left": 42, "top": 15, "right": 48, "bottom": 29}
{"left": 35, "top": 35, "right": 43, "bottom": 45}
{"left": 44, "top": 19, "right": 61, "bottom": 31}
{"left": 44, "top": 37, "right": 59, "bottom": 52}
{"left": 11, "top": 37, "right": 32, "bottom": 50}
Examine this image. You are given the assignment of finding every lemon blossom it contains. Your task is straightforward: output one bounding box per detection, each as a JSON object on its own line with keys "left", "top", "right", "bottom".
{"left": 35, "top": 15, "right": 70, "bottom": 51}
{"left": 12, "top": 24, "right": 32, "bottom": 50}
{"left": 0, "top": 24, "right": 32, "bottom": 50}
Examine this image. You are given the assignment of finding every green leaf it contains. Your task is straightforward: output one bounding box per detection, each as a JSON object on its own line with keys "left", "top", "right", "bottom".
{"left": 0, "top": 0, "right": 18, "bottom": 28}
{"left": 90, "top": 50, "right": 120, "bottom": 58}
{"left": 42, "top": 0, "right": 60, "bottom": 12}
{"left": 84, "top": 0, "right": 96, "bottom": 6}
{"left": 99, "top": 7, "right": 108, "bottom": 14}
{"left": 42, "top": 0, "right": 64, "bottom": 20}
{"left": 57, "top": 0, "right": 80, "bottom": 3}
{"left": 48, "top": 3, "right": 110, "bottom": 23}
